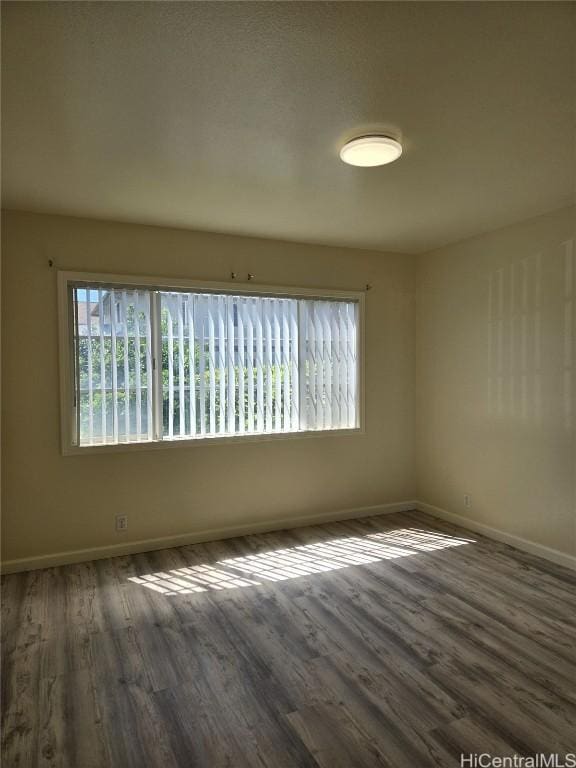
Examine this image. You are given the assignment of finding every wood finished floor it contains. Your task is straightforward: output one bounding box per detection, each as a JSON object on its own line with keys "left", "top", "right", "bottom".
{"left": 2, "top": 510, "right": 576, "bottom": 768}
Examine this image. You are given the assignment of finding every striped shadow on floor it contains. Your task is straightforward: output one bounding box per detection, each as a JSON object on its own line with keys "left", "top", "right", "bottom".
{"left": 2, "top": 510, "right": 575, "bottom": 767}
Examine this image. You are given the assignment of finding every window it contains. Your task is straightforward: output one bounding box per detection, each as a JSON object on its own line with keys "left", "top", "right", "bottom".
{"left": 59, "top": 273, "right": 363, "bottom": 451}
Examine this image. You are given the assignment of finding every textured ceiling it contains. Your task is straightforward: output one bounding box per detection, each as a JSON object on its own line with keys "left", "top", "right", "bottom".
{"left": 2, "top": 1, "right": 574, "bottom": 254}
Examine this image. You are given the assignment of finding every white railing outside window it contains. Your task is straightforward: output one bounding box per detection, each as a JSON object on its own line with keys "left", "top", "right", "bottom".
{"left": 60, "top": 273, "right": 363, "bottom": 452}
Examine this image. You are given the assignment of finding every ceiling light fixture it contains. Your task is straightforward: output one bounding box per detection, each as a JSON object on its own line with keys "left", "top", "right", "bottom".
{"left": 339, "top": 135, "right": 402, "bottom": 167}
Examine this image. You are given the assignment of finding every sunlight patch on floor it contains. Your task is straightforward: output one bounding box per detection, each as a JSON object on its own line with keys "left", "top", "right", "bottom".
{"left": 128, "top": 527, "right": 475, "bottom": 596}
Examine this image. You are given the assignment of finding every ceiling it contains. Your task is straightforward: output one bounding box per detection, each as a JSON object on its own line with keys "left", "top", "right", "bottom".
{"left": 2, "top": 2, "right": 574, "bottom": 254}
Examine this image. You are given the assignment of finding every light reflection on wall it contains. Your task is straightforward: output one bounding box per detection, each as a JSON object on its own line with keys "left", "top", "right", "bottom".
{"left": 488, "top": 241, "right": 575, "bottom": 426}
{"left": 564, "top": 239, "right": 574, "bottom": 432}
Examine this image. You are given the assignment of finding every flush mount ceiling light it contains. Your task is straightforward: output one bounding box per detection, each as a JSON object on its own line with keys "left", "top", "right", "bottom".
{"left": 339, "top": 135, "right": 402, "bottom": 167}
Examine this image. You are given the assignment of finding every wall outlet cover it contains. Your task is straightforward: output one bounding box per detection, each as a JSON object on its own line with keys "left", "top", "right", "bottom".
{"left": 115, "top": 515, "right": 128, "bottom": 531}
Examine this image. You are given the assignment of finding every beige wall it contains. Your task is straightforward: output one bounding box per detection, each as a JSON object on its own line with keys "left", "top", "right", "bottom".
{"left": 416, "top": 207, "right": 576, "bottom": 556}
{"left": 1, "top": 210, "right": 415, "bottom": 563}
{"left": 5, "top": 206, "right": 573, "bottom": 568}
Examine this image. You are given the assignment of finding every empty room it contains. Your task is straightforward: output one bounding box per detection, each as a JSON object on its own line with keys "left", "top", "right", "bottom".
{"left": 1, "top": 2, "right": 575, "bottom": 767}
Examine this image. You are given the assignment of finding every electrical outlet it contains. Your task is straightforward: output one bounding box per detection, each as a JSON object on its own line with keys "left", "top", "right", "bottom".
{"left": 115, "top": 514, "right": 128, "bottom": 532}
{"left": 464, "top": 494, "right": 472, "bottom": 509}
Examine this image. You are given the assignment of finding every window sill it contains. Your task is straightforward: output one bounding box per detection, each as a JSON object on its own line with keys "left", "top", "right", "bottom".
{"left": 62, "top": 426, "right": 365, "bottom": 456}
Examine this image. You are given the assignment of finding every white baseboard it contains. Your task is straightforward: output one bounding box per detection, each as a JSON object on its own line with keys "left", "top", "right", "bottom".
{"left": 0, "top": 500, "right": 418, "bottom": 574}
{"left": 416, "top": 500, "right": 576, "bottom": 572}
{"left": 6, "top": 499, "right": 573, "bottom": 575}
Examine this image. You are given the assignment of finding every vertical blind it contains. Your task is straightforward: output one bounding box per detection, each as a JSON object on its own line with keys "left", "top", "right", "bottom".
{"left": 73, "top": 287, "right": 153, "bottom": 445}
{"left": 71, "top": 285, "right": 359, "bottom": 447}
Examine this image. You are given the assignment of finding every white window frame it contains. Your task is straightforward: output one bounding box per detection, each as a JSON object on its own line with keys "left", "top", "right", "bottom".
{"left": 58, "top": 270, "right": 365, "bottom": 455}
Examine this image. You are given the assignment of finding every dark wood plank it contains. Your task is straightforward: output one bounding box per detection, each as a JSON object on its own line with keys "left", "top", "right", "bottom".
{"left": 2, "top": 510, "right": 575, "bottom": 767}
